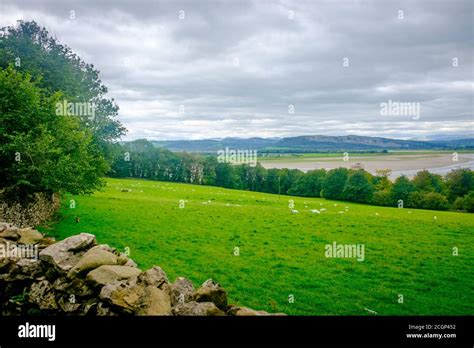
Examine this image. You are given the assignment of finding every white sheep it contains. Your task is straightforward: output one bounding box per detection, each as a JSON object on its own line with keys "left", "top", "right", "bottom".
{"left": 291, "top": 209, "right": 299, "bottom": 214}
{"left": 310, "top": 209, "right": 320, "bottom": 214}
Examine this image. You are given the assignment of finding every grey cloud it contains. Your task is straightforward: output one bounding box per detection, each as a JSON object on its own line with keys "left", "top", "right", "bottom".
{"left": 1, "top": 0, "right": 472, "bottom": 140}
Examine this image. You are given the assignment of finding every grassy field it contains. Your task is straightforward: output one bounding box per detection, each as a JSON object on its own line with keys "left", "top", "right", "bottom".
{"left": 39, "top": 178, "right": 474, "bottom": 315}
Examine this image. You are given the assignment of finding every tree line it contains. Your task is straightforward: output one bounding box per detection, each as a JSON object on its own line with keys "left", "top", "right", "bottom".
{"left": 110, "top": 140, "right": 474, "bottom": 213}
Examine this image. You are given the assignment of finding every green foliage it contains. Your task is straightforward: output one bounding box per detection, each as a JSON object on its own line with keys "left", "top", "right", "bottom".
{"left": 463, "top": 191, "right": 474, "bottom": 213}
{"left": 418, "top": 192, "right": 450, "bottom": 211}
{"left": 412, "top": 170, "right": 446, "bottom": 193}
{"left": 371, "top": 190, "right": 392, "bottom": 206}
{"left": 453, "top": 197, "right": 465, "bottom": 211}
{"left": 390, "top": 176, "right": 416, "bottom": 206}
{"left": 321, "top": 168, "right": 349, "bottom": 200}
{"left": 445, "top": 168, "right": 474, "bottom": 202}
{"left": 0, "top": 21, "right": 126, "bottom": 163}
{"left": 0, "top": 67, "right": 107, "bottom": 199}
{"left": 342, "top": 170, "right": 374, "bottom": 203}
{"left": 288, "top": 169, "right": 326, "bottom": 197}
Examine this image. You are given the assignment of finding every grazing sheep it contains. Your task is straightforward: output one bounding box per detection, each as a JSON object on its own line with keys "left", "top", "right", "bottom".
{"left": 310, "top": 209, "right": 320, "bottom": 214}
{"left": 320, "top": 208, "right": 327, "bottom": 212}
{"left": 291, "top": 209, "right": 299, "bottom": 214}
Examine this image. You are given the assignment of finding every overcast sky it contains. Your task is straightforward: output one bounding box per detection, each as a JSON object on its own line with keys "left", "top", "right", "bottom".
{"left": 1, "top": 0, "right": 473, "bottom": 140}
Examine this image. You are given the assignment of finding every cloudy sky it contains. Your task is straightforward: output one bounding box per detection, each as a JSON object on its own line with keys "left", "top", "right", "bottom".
{"left": 1, "top": 0, "right": 473, "bottom": 140}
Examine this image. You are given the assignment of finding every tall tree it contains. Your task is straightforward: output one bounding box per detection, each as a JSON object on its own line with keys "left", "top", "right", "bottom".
{"left": 0, "top": 21, "right": 126, "bottom": 163}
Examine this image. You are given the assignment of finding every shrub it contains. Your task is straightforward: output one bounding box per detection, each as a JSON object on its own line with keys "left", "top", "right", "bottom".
{"left": 371, "top": 190, "right": 391, "bottom": 206}
{"left": 463, "top": 191, "right": 474, "bottom": 213}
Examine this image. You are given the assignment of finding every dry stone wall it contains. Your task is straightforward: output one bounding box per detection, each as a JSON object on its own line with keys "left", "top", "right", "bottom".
{"left": 0, "top": 222, "right": 285, "bottom": 316}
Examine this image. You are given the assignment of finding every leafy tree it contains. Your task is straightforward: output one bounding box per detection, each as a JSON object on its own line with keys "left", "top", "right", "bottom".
{"left": 321, "top": 168, "right": 349, "bottom": 200}
{"left": 0, "top": 67, "right": 108, "bottom": 200}
{"left": 412, "top": 170, "right": 446, "bottom": 193}
{"left": 419, "top": 192, "right": 450, "bottom": 211}
{"left": 445, "top": 168, "right": 474, "bottom": 202}
{"left": 371, "top": 190, "right": 392, "bottom": 206}
{"left": 288, "top": 169, "right": 326, "bottom": 197}
{"left": 0, "top": 21, "right": 126, "bottom": 163}
{"left": 453, "top": 196, "right": 465, "bottom": 211}
{"left": 342, "top": 170, "right": 374, "bottom": 203}
{"left": 390, "top": 175, "right": 415, "bottom": 206}
{"left": 463, "top": 191, "right": 474, "bottom": 213}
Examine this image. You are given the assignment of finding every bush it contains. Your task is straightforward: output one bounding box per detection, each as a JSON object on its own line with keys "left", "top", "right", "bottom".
{"left": 463, "top": 191, "right": 474, "bottom": 213}
{"left": 453, "top": 197, "right": 465, "bottom": 211}
{"left": 371, "top": 190, "right": 391, "bottom": 206}
{"left": 420, "top": 192, "right": 450, "bottom": 211}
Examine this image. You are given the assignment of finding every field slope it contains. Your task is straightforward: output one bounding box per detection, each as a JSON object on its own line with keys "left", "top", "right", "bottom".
{"left": 40, "top": 178, "right": 474, "bottom": 315}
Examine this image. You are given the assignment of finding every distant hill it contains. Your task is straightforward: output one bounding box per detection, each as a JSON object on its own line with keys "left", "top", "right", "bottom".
{"left": 146, "top": 135, "right": 474, "bottom": 153}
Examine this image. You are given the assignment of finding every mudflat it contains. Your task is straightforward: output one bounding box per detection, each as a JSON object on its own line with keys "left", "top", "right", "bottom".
{"left": 260, "top": 153, "right": 474, "bottom": 178}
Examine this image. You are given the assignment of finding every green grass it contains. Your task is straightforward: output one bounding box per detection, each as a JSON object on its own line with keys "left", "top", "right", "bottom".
{"left": 39, "top": 178, "right": 474, "bottom": 315}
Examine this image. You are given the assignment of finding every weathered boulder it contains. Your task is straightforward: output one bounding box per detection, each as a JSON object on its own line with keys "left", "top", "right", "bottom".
{"left": 0, "top": 227, "right": 20, "bottom": 241}
{"left": 227, "top": 306, "right": 286, "bottom": 316}
{"left": 58, "top": 295, "right": 81, "bottom": 313}
{"left": 40, "top": 233, "right": 96, "bottom": 272}
{"left": 170, "top": 277, "right": 195, "bottom": 305}
{"left": 99, "top": 279, "right": 143, "bottom": 312}
{"left": 68, "top": 246, "right": 118, "bottom": 277}
{"left": 136, "top": 285, "right": 172, "bottom": 316}
{"left": 137, "top": 266, "right": 169, "bottom": 288}
{"left": 87, "top": 265, "right": 141, "bottom": 287}
{"left": 193, "top": 279, "right": 227, "bottom": 310}
{"left": 172, "top": 301, "right": 225, "bottom": 316}
{"left": 28, "top": 280, "right": 58, "bottom": 310}
{"left": 52, "top": 277, "right": 95, "bottom": 297}
{"left": 17, "top": 228, "right": 43, "bottom": 245}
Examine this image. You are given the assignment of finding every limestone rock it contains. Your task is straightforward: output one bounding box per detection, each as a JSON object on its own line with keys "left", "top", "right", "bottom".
{"left": 170, "top": 277, "right": 195, "bottom": 306}
{"left": 227, "top": 306, "right": 286, "bottom": 316}
{"left": 172, "top": 301, "right": 225, "bottom": 316}
{"left": 39, "top": 233, "right": 96, "bottom": 272}
{"left": 52, "top": 277, "right": 95, "bottom": 297}
{"left": 58, "top": 296, "right": 81, "bottom": 313}
{"left": 136, "top": 285, "right": 172, "bottom": 316}
{"left": 17, "top": 228, "right": 43, "bottom": 244}
{"left": 193, "top": 279, "right": 227, "bottom": 310}
{"left": 68, "top": 246, "right": 118, "bottom": 277}
{"left": 0, "top": 227, "right": 20, "bottom": 241}
{"left": 137, "top": 266, "right": 168, "bottom": 288}
{"left": 87, "top": 265, "right": 141, "bottom": 287}
{"left": 28, "top": 280, "right": 58, "bottom": 310}
{"left": 99, "top": 280, "right": 144, "bottom": 312}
